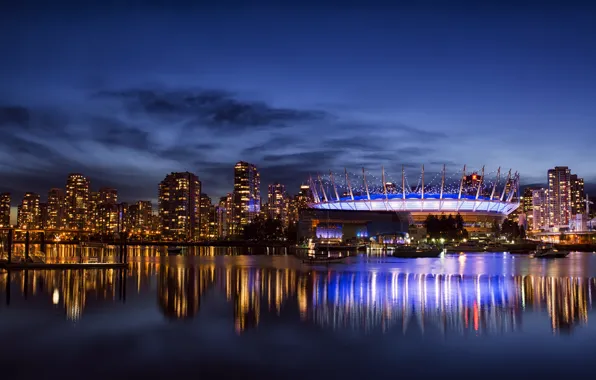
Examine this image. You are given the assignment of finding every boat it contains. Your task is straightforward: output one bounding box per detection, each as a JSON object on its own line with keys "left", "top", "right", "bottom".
{"left": 302, "top": 255, "right": 348, "bottom": 264}
{"left": 315, "top": 244, "right": 357, "bottom": 252}
{"left": 391, "top": 244, "right": 442, "bottom": 258}
{"left": 167, "top": 246, "right": 184, "bottom": 255}
{"left": 447, "top": 241, "right": 483, "bottom": 253}
{"left": 532, "top": 245, "right": 569, "bottom": 259}
{"left": 484, "top": 242, "right": 507, "bottom": 252}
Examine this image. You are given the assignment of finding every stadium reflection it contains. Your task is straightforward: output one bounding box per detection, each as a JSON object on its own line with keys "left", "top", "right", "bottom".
{"left": 1, "top": 263, "right": 594, "bottom": 335}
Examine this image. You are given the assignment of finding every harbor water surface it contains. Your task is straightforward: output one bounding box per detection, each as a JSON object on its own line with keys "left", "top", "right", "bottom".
{"left": 1, "top": 246, "right": 596, "bottom": 379}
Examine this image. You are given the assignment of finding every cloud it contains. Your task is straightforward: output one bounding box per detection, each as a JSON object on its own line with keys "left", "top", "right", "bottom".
{"left": 0, "top": 84, "right": 458, "bottom": 206}
{"left": 96, "top": 88, "right": 326, "bottom": 131}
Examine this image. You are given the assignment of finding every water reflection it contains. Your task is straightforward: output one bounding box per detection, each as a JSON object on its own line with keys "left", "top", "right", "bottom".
{"left": 0, "top": 268, "right": 125, "bottom": 321}
{"left": 2, "top": 261, "right": 594, "bottom": 336}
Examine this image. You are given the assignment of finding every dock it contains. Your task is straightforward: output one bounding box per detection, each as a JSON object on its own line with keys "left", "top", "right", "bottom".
{"left": 0, "top": 262, "right": 127, "bottom": 270}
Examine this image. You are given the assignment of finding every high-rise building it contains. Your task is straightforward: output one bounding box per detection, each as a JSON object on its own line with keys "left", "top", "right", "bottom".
{"left": 65, "top": 173, "right": 90, "bottom": 230}
{"left": 91, "top": 187, "right": 119, "bottom": 234}
{"left": 0, "top": 193, "right": 10, "bottom": 227}
{"left": 532, "top": 188, "right": 548, "bottom": 231}
{"left": 520, "top": 187, "right": 538, "bottom": 230}
{"left": 267, "top": 183, "right": 289, "bottom": 226}
{"left": 232, "top": 162, "right": 260, "bottom": 236}
{"left": 199, "top": 193, "right": 213, "bottom": 240}
{"left": 17, "top": 192, "right": 41, "bottom": 229}
{"left": 47, "top": 188, "right": 65, "bottom": 229}
{"left": 98, "top": 187, "right": 118, "bottom": 205}
{"left": 158, "top": 172, "right": 201, "bottom": 240}
{"left": 39, "top": 203, "right": 48, "bottom": 228}
{"left": 570, "top": 174, "right": 585, "bottom": 216}
{"left": 95, "top": 203, "right": 119, "bottom": 234}
{"left": 131, "top": 201, "right": 154, "bottom": 234}
{"left": 216, "top": 195, "right": 232, "bottom": 239}
{"left": 547, "top": 166, "right": 572, "bottom": 229}
{"left": 289, "top": 184, "right": 312, "bottom": 225}
{"left": 385, "top": 182, "right": 398, "bottom": 194}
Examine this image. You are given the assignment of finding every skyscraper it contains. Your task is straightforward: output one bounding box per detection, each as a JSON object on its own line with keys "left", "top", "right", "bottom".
{"left": 267, "top": 183, "right": 289, "bottom": 226}
{"left": 289, "top": 184, "right": 312, "bottom": 225}
{"left": 547, "top": 166, "right": 572, "bottom": 229}
{"left": 158, "top": 172, "right": 201, "bottom": 240}
{"left": 570, "top": 174, "right": 585, "bottom": 216}
{"left": 0, "top": 193, "right": 10, "bottom": 227}
{"left": 65, "top": 173, "right": 90, "bottom": 230}
{"left": 98, "top": 187, "right": 118, "bottom": 205}
{"left": 215, "top": 196, "right": 229, "bottom": 239}
{"left": 47, "top": 188, "right": 65, "bottom": 229}
{"left": 17, "top": 192, "right": 41, "bottom": 229}
{"left": 93, "top": 187, "right": 119, "bottom": 234}
{"left": 232, "top": 161, "right": 260, "bottom": 236}
{"left": 199, "top": 193, "right": 213, "bottom": 240}
{"left": 521, "top": 187, "right": 538, "bottom": 230}
{"left": 532, "top": 188, "right": 548, "bottom": 231}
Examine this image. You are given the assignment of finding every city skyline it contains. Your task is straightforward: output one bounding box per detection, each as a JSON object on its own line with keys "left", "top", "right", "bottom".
{"left": 1, "top": 2, "right": 595, "bottom": 206}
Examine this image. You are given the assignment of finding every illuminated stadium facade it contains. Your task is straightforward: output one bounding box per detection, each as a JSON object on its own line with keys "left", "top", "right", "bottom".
{"left": 306, "top": 165, "right": 520, "bottom": 235}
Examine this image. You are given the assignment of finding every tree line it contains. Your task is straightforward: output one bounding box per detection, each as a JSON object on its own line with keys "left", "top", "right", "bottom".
{"left": 243, "top": 215, "right": 297, "bottom": 243}
{"left": 424, "top": 214, "right": 469, "bottom": 240}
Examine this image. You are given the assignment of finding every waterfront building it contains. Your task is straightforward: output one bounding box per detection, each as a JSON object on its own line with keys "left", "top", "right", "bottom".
{"left": 199, "top": 193, "right": 212, "bottom": 240}
{"left": 520, "top": 187, "right": 540, "bottom": 229}
{"left": 289, "top": 184, "right": 312, "bottom": 225}
{"left": 231, "top": 162, "right": 260, "bottom": 236}
{"left": 215, "top": 196, "right": 229, "bottom": 239}
{"left": 308, "top": 165, "right": 519, "bottom": 236}
{"left": 547, "top": 166, "right": 572, "bottom": 229}
{"left": 39, "top": 203, "right": 48, "bottom": 228}
{"left": 17, "top": 192, "right": 41, "bottom": 229}
{"left": 65, "top": 173, "right": 90, "bottom": 230}
{"left": 532, "top": 188, "right": 549, "bottom": 231}
{"left": 95, "top": 203, "right": 119, "bottom": 234}
{"left": 137, "top": 201, "right": 153, "bottom": 233}
{"left": 267, "top": 183, "right": 289, "bottom": 226}
{"left": 98, "top": 187, "right": 118, "bottom": 205}
{"left": 47, "top": 188, "right": 65, "bottom": 229}
{"left": 385, "top": 182, "right": 398, "bottom": 194}
{"left": 158, "top": 172, "right": 201, "bottom": 241}
{"left": 0, "top": 193, "right": 10, "bottom": 227}
{"left": 570, "top": 174, "right": 585, "bottom": 216}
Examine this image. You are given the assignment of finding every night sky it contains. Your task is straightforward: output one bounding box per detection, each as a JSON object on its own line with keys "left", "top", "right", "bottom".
{"left": 1, "top": 1, "right": 595, "bottom": 208}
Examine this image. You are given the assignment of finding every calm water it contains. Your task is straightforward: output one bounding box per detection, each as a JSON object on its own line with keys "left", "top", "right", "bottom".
{"left": 2, "top": 247, "right": 596, "bottom": 379}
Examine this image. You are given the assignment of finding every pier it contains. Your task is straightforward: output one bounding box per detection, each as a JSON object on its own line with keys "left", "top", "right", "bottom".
{"left": 0, "top": 227, "right": 128, "bottom": 270}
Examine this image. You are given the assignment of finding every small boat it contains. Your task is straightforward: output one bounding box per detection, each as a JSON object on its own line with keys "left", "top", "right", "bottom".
{"left": 484, "top": 242, "right": 507, "bottom": 252}
{"left": 447, "top": 241, "right": 483, "bottom": 253}
{"left": 392, "top": 244, "right": 442, "bottom": 258}
{"left": 532, "top": 245, "right": 569, "bottom": 259}
{"left": 302, "top": 256, "right": 348, "bottom": 264}
{"left": 167, "top": 246, "right": 184, "bottom": 255}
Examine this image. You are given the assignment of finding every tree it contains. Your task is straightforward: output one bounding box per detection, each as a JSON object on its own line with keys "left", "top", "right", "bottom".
{"left": 243, "top": 215, "right": 285, "bottom": 241}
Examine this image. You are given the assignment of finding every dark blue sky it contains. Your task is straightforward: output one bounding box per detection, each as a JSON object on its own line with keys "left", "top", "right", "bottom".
{"left": 1, "top": 1, "right": 595, "bottom": 204}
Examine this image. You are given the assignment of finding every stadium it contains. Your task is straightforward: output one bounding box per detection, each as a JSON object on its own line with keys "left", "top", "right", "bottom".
{"left": 300, "top": 165, "right": 520, "bottom": 239}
